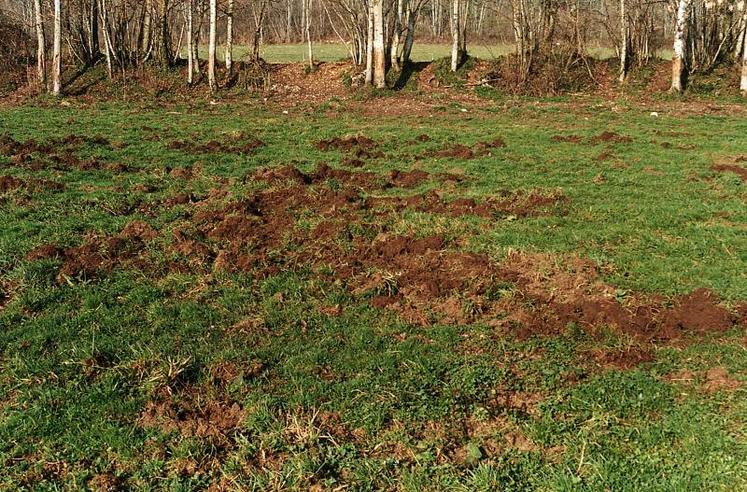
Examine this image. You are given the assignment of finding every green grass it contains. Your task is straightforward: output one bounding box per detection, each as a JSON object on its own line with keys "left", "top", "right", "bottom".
{"left": 191, "top": 42, "right": 674, "bottom": 63}
{"left": 0, "top": 97, "right": 745, "bottom": 489}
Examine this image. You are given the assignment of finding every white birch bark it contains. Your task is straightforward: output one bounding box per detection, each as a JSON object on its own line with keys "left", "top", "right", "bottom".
{"left": 619, "top": 0, "right": 627, "bottom": 82}
{"left": 365, "top": 0, "right": 374, "bottom": 84}
{"left": 52, "top": 0, "right": 62, "bottom": 96}
{"left": 33, "top": 0, "right": 46, "bottom": 91}
{"left": 208, "top": 0, "right": 217, "bottom": 91}
{"left": 741, "top": 9, "right": 747, "bottom": 93}
{"left": 225, "top": 0, "right": 234, "bottom": 72}
{"left": 671, "top": 0, "right": 691, "bottom": 92}
{"left": 306, "top": 0, "right": 314, "bottom": 67}
{"left": 372, "top": 0, "right": 386, "bottom": 88}
{"left": 450, "top": 0, "right": 460, "bottom": 71}
{"left": 187, "top": 0, "right": 194, "bottom": 84}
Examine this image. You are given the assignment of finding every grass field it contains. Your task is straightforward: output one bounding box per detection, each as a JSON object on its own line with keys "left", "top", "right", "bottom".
{"left": 0, "top": 97, "right": 745, "bottom": 489}
{"left": 192, "top": 42, "right": 663, "bottom": 63}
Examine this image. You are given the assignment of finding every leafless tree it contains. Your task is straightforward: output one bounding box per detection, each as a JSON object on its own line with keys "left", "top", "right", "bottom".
{"left": 52, "top": 0, "right": 61, "bottom": 95}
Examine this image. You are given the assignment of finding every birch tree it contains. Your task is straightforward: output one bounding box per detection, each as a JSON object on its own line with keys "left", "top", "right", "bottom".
{"left": 226, "top": 0, "right": 234, "bottom": 72}
{"left": 372, "top": 0, "right": 385, "bottom": 87}
{"left": 208, "top": 0, "right": 217, "bottom": 91}
{"left": 670, "top": 0, "right": 691, "bottom": 92}
{"left": 740, "top": 7, "right": 747, "bottom": 94}
{"left": 450, "top": 0, "right": 460, "bottom": 71}
{"left": 305, "top": 0, "right": 313, "bottom": 67}
{"left": 52, "top": 0, "right": 62, "bottom": 96}
{"left": 365, "top": 0, "right": 373, "bottom": 84}
{"left": 741, "top": 28, "right": 747, "bottom": 94}
{"left": 619, "top": 0, "right": 628, "bottom": 81}
{"left": 33, "top": 0, "right": 46, "bottom": 91}
{"left": 186, "top": 0, "right": 194, "bottom": 84}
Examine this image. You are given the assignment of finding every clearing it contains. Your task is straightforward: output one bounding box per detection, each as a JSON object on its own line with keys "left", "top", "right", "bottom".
{"left": 0, "top": 94, "right": 746, "bottom": 490}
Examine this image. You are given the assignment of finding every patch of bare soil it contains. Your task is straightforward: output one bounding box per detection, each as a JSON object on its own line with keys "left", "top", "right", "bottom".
{"left": 139, "top": 387, "right": 246, "bottom": 440}
{"left": 589, "top": 347, "right": 655, "bottom": 369}
{"left": 369, "top": 189, "right": 568, "bottom": 218}
{"left": 711, "top": 162, "right": 747, "bottom": 182}
{"left": 88, "top": 473, "right": 121, "bottom": 491}
{"left": 269, "top": 62, "right": 352, "bottom": 103}
{"left": 25, "top": 244, "right": 63, "bottom": 261}
{"left": 589, "top": 132, "right": 633, "bottom": 144}
{"left": 0, "top": 134, "right": 128, "bottom": 173}
{"left": 423, "top": 137, "right": 507, "bottom": 160}
{"left": 53, "top": 220, "right": 158, "bottom": 282}
{"left": 551, "top": 135, "right": 583, "bottom": 144}
{"left": 0, "top": 175, "right": 64, "bottom": 192}
{"left": 492, "top": 252, "right": 738, "bottom": 344}
{"left": 702, "top": 367, "right": 741, "bottom": 393}
{"left": 167, "top": 137, "right": 264, "bottom": 155}
{"left": 315, "top": 135, "right": 385, "bottom": 167}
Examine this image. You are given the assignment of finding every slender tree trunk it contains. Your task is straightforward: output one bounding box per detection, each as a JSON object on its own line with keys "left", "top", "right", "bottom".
{"left": 671, "top": 0, "right": 691, "bottom": 92}
{"left": 450, "top": 0, "right": 460, "bottom": 71}
{"left": 402, "top": 10, "right": 418, "bottom": 64}
{"left": 33, "top": 0, "right": 47, "bottom": 91}
{"left": 365, "top": 0, "right": 374, "bottom": 84}
{"left": 90, "top": 0, "right": 99, "bottom": 64}
{"left": 52, "top": 0, "right": 62, "bottom": 96}
{"left": 158, "top": 0, "right": 171, "bottom": 66}
{"left": 741, "top": 22, "right": 747, "bottom": 93}
{"left": 390, "top": 0, "right": 403, "bottom": 70}
{"left": 225, "top": 0, "right": 234, "bottom": 72}
{"left": 142, "top": 0, "right": 153, "bottom": 57}
{"left": 187, "top": 0, "right": 194, "bottom": 84}
{"left": 619, "top": 0, "right": 627, "bottom": 82}
{"left": 99, "top": 0, "right": 113, "bottom": 78}
{"left": 372, "top": 0, "right": 386, "bottom": 87}
{"left": 306, "top": 0, "right": 314, "bottom": 67}
{"left": 208, "top": 0, "right": 217, "bottom": 91}
{"left": 286, "top": 0, "right": 293, "bottom": 42}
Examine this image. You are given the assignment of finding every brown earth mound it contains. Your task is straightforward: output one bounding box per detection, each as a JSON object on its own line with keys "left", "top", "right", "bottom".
{"left": 139, "top": 388, "right": 245, "bottom": 440}
{"left": 590, "top": 132, "right": 633, "bottom": 144}
{"left": 55, "top": 221, "right": 159, "bottom": 281}
{"left": 167, "top": 138, "right": 263, "bottom": 154}
{"left": 711, "top": 163, "right": 747, "bottom": 182}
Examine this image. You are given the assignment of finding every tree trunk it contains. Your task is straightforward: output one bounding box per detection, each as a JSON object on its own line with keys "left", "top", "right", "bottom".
{"left": 33, "top": 0, "right": 47, "bottom": 91}
{"left": 52, "top": 0, "right": 62, "bottom": 96}
{"left": 143, "top": 0, "right": 153, "bottom": 57}
{"left": 99, "top": 0, "right": 113, "bottom": 78}
{"left": 671, "top": 0, "right": 691, "bottom": 92}
{"left": 390, "top": 0, "right": 403, "bottom": 71}
{"left": 402, "top": 10, "right": 418, "bottom": 64}
{"left": 741, "top": 23, "right": 747, "bottom": 93}
{"left": 187, "top": 0, "right": 194, "bottom": 84}
{"left": 306, "top": 0, "right": 314, "bottom": 67}
{"left": 90, "top": 0, "right": 99, "bottom": 64}
{"left": 450, "top": 0, "right": 460, "bottom": 71}
{"left": 225, "top": 0, "right": 234, "bottom": 72}
{"left": 619, "top": 0, "right": 627, "bottom": 82}
{"left": 158, "top": 0, "right": 171, "bottom": 66}
{"left": 372, "top": 0, "right": 386, "bottom": 87}
{"left": 208, "top": 0, "right": 217, "bottom": 91}
{"left": 365, "top": 0, "right": 374, "bottom": 84}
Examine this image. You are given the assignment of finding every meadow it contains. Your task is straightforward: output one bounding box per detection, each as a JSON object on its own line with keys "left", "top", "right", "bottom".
{"left": 0, "top": 95, "right": 745, "bottom": 490}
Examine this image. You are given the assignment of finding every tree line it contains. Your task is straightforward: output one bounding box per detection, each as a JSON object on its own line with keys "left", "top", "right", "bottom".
{"left": 1, "top": 0, "right": 746, "bottom": 95}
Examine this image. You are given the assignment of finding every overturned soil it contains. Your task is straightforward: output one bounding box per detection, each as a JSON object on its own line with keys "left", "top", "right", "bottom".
{"left": 711, "top": 162, "right": 747, "bottom": 182}
{"left": 24, "top": 160, "right": 743, "bottom": 348}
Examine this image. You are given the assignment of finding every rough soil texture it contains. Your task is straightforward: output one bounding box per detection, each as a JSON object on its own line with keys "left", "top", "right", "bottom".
{"left": 0, "top": 133, "right": 129, "bottom": 173}
{"left": 711, "top": 162, "right": 747, "bottom": 182}
{"left": 24, "top": 159, "right": 741, "bottom": 353}
{"left": 139, "top": 387, "right": 246, "bottom": 440}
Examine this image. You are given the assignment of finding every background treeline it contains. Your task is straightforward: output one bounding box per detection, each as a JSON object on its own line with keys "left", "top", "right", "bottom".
{"left": 0, "top": 0, "right": 745, "bottom": 94}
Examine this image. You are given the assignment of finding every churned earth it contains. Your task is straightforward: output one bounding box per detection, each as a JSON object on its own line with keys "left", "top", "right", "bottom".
{"left": 0, "top": 95, "right": 746, "bottom": 490}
